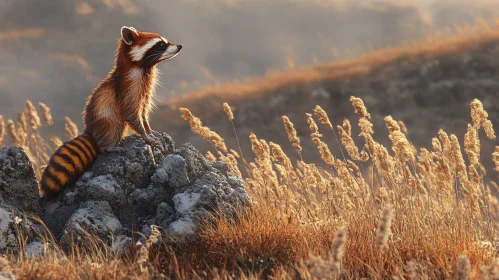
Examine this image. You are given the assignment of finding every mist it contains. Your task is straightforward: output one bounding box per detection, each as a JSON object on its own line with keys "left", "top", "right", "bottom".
{"left": 1, "top": 0, "right": 499, "bottom": 132}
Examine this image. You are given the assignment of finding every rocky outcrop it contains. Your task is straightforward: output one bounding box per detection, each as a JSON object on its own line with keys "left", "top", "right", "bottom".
{"left": 0, "top": 146, "right": 41, "bottom": 214}
{"left": 0, "top": 133, "right": 250, "bottom": 253}
{"left": 39, "top": 133, "right": 250, "bottom": 248}
{"left": 0, "top": 146, "right": 43, "bottom": 253}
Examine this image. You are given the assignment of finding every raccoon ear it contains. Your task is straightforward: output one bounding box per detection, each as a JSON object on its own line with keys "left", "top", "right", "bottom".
{"left": 121, "top": 26, "right": 138, "bottom": 45}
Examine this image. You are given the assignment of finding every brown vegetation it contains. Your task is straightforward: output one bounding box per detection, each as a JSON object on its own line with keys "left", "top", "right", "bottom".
{"left": 0, "top": 101, "right": 82, "bottom": 182}
{"left": 2, "top": 95, "right": 498, "bottom": 279}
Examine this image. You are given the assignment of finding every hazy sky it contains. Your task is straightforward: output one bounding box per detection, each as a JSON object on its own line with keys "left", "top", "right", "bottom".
{"left": 1, "top": 0, "right": 499, "bottom": 130}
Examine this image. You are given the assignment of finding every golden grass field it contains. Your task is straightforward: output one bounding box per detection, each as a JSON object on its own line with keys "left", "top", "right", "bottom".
{"left": 2, "top": 18, "right": 499, "bottom": 280}
{"left": 1, "top": 93, "right": 499, "bottom": 279}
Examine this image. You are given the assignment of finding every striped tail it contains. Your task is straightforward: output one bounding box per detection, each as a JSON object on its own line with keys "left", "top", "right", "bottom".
{"left": 40, "top": 132, "right": 99, "bottom": 198}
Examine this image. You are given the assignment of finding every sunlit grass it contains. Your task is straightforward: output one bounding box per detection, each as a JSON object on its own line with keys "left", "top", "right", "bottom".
{"left": 2, "top": 94, "right": 499, "bottom": 279}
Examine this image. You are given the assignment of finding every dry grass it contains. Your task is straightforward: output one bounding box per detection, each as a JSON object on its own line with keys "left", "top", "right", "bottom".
{"left": 0, "top": 100, "right": 77, "bottom": 181}
{"left": 2, "top": 95, "right": 499, "bottom": 278}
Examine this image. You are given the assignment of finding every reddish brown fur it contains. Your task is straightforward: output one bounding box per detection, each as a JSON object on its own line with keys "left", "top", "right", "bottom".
{"left": 84, "top": 29, "right": 180, "bottom": 150}
{"left": 41, "top": 27, "right": 181, "bottom": 198}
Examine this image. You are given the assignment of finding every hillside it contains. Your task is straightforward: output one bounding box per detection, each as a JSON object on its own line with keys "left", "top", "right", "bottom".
{"left": 152, "top": 28, "right": 499, "bottom": 170}
{"left": 4, "top": 0, "right": 499, "bottom": 128}
{"left": 0, "top": 0, "right": 429, "bottom": 122}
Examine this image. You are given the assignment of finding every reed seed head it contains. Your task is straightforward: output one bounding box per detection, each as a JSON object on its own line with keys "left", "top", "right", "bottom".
{"left": 385, "top": 116, "right": 414, "bottom": 162}
{"left": 469, "top": 99, "right": 496, "bottom": 139}
{"left": 359, "top": 117, "right": 374, "bottom": 135}
{"left": 223, "top": 102, "right": 234, "bottom": 120}
{"left": 350, "top": 96, "right": 371, "bottom": 119}
{"left": 311, "top": 135, "right": 335, "bottom": 165}
{"left": 470, "top": 99, "right": 488, "bottom": 129}
{"left": 331, "top": 226, "right": 347, "bottom": 264}
{"left": 306, "top": 113, "right": 321, "bottom": 139}
{"left": 456, "top": 254, "right": 471, "bottom": 280}
{"left": 205, "top": 151, "right": 217, "bottom": 162}
{"left": 249, "top": 133, "right": 266, "bottom": 158}
{"left": 39, "top": 102, "right": 54, "bottom": 126}
{"left": 17, "top": 111, "right": 28, "bottom": 133}
{"left": 270, "top": 142, "right": 293, "bottom": 170}
{"left": 65, "top": 117, "right": 79, "bottom": 140}
{"left": 6, "top": 119, "right": 19, "bottom": 145}
{"left": 483, "top": 120, "right": 496, "bottom": 140}
{"left": 493, "top": 146, "right": 499, "bottom": 172}
{"left": 337, "top": 125, "right": 361, "bottom": 161}
{"left": 282, "top": 115, "right": 302, "bottom": 154}
{"left": 313, "top": 105, "right": 333, "bottom": 129}
{"left": 230, "top": 149, "right": 240, "bottom": 159}
{"left": 49, "top": 136, "right": 63, "bottom": 149}
{"left": 464, "top": 124, "right": 480, "bottom": 166}
{"left": 376, "top": 204, "right": 394, "bottom": 251}
{"left": 343, "top": 119, "right": 352, "bottom": 137}
{"left": 179, "top": 108, "right": 228, "bottom": 152}
{"left": 26, "top": 99, "right": 41, "bottom": 130}
{"left": 17, "top": 125, "right": 28, "bottom": 147}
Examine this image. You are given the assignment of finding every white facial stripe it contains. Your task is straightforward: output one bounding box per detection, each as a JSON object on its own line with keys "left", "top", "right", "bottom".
{"left": 161, "top": 37, "right": 169, "bottom": 44}
{"left": 166, "top": 44, "right": 178, "bottom": 53}
{"left": 129, "top": 38, "right": 162, "bottom": 61}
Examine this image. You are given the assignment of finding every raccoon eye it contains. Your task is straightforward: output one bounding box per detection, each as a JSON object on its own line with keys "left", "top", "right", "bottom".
{"left": 159, "top": 42, "right": 165, "bottom": 48}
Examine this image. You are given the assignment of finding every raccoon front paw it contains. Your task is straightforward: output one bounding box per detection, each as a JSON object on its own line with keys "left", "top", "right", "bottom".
{"left": 144, "top": 123, "right": 156, "bottom": 135}
{"left": 144, "top": 135, "right": 161, "bottom": 147}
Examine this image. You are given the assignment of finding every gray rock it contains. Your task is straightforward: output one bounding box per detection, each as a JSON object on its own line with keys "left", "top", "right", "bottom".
{"left": 155, "top": 202, "right": 174, "bottom": 221}
{"left": 110, "top": 235, "right": 133, "bottom": 256}
{"left": 77, "top": 136, "right": 158, "bottom": 193}
{"left": 24, "top": 242, "right": 45, "bottom": 258}
{"left": 32, "top": 132, "right": 251, "bottom": 244}
{"left": 130, "top": 154, "right": 190, "bottom": 216}
{"left": 77, "top": 175, "right": 127, "bottom": 211}
{"left": 41, "top": 202, "right": 80, "bottom": 240}
{"left": 0, "top": 207, "right": 41, "bottom": 254}
{"left": 173, "top": 192, "right": 202, "bottom": 215}
{"left": 0, "top": 147, "right": 45, "bottom": 254}
{"left": 180, "top": 143, "right": 209, "bottom": 182}
{"left": 60, "top": 201, "right": 122, "bottom": 248}
{"left": 129, "top": 188, "right": 158, "bottom": 216}
{"left": 0, "top": 208, "right": 14, "bottom": 251}
{"left": 0, "top": 131, "right": 251, "bottom": 250}
{"left": 0, "top": 146, "right": 41, "bottom": 214}
{"left": 152, "top": 154, "right": 190, "bottom": 189}
{"left": 159, "top": 158, "right": 251, "bottom": 238}
{"left": 168, "top": 216, "right": 196, "bottom": 236}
